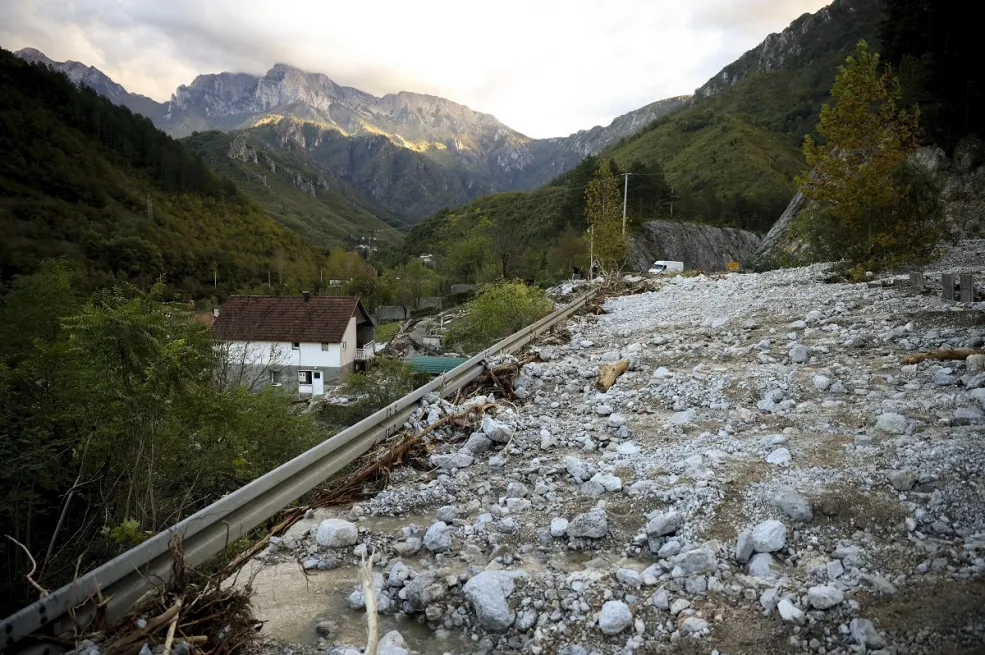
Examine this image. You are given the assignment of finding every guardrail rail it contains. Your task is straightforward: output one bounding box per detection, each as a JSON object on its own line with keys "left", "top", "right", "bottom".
{"left": 2, "top": 288, "right": 595, "bottom": 654}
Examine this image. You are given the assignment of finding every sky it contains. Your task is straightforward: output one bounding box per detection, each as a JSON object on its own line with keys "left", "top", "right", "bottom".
{"left": 0, "top": 0, "right": 830, "bottom": 138}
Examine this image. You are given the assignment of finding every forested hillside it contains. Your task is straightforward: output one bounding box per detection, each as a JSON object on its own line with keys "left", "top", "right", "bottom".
{"left": 183, "top": 129, "right": 405, "bottom": 250}
{"left": 0, "top": 49, "right": 319, "bottom": 297}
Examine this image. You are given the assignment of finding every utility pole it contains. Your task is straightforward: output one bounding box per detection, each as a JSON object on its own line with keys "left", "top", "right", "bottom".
{"left": 622, "top": 173, "right": 630, "bottom": 235}
{"left": 589, "top": 226, "right": 594, "bottom": 284}
{"left": 670, "top": 186, "right": 675, "bottom": 218}
{"left": 365, "top": 230, "right": 376, "bottom": 261}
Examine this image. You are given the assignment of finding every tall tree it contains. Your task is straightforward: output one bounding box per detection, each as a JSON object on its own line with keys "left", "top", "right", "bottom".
{"left": 797, "top": 40, "right": 943, "bottom": 269}
{"left": 584, "top": 160, "right": 628, "bottom": 273}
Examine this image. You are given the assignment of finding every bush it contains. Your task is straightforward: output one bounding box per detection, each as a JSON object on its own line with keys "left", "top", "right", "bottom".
{"left": 321, "top": 358, "right": 426, "bottom": 427}
{"left": 444, "top": 282, "right": 554, "bottom": 354}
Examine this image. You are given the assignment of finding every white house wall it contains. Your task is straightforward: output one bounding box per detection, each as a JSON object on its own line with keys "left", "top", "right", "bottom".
{"left": 226, "top": 339, "right": 339, "bottom": 368}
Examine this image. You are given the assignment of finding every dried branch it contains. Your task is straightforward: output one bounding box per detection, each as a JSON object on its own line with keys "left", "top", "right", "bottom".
{"left": 359, "top": 553, "right": 379, "bottom": 655}
{"left": 162, "top": 597, "right": 183, "bottom": 655}
{"left": 6, "top": 535, "right": 49, "bottom": 598}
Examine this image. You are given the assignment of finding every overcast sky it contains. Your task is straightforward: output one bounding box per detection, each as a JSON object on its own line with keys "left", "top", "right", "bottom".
{"left": 1, "top": 0, "right": 829, "bottom": 138}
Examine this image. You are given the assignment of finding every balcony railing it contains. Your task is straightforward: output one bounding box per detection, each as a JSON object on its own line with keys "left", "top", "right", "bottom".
{"left": 355, "top": 342, "right": 375, "bottom": 361}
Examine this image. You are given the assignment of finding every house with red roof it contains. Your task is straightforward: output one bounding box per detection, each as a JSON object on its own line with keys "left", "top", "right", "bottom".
{"left": 212, "top": 292, "right": 375, "bottom": 395}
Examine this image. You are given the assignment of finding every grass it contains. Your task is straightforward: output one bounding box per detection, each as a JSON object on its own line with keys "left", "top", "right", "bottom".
{"left": 375, "top": 321, "right": 401, "bottom": 344}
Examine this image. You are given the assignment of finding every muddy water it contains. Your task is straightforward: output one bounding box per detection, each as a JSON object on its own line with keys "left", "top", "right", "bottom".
{"left": 241, "top": 560, "right": 467, "bottom": 654}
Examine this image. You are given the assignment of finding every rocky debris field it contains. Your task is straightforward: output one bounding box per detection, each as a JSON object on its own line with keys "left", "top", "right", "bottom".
{"left": 248, "top": 256, "right": 985, "bottom": 655}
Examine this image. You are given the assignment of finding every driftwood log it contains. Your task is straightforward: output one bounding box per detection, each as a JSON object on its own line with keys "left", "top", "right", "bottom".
{"left": 903, "top": 349, "right": 985, "bottom": 364}
{"left": 596, "top": 360, "right": 630, "bottom": 391}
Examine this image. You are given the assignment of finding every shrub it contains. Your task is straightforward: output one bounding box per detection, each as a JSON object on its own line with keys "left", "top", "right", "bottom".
{"left": 444, "top": 282, "right": 554, "bottom": 354}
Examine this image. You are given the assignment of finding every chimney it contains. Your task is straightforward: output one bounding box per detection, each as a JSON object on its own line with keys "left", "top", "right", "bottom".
{"left": 301, "top": 291, "right": 311, "bottom": 303}
{"left": 212, "top": 306, "right": 220, "bottom": 318}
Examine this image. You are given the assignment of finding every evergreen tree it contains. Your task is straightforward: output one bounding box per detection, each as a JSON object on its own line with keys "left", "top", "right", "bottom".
{"left": 796, "top": 41, "right": 944, "bottom": 270}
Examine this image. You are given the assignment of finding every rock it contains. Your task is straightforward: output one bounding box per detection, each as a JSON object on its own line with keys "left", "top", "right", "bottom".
{"left": 955, "top": 406, "right": 985, "bottom": 423}
{"left": 735, "top": 530, "right": 755, "bottom": 564}
{"left": 777, "top": 598, "right": 805, "bottom": 624}
{"left": 874, "top": 412, "right": 907, "bottom": 434}
{"left": 751, "top": 520, "right": 786, "bottom": 553}
{"left": 387, "top": 561, "right": 412, "bottom": 587}
{"left": 646, "top": 511, "right": 682, "bottom": 537}
{"left": 653, "top": 366, "right": 672, "bottom": 378}
{"left": 377, "top": 631, "right": 409, "bottom": 655}
{"left": 482, "top": 416, "right": 514, "bottom": 443}
{"left": 423, "top": 521, "right": 453, "bottom": 552}
{"left": 430, "top": 450, "right": 474, "bottom": 470}
{"left": 607, "top": 413, "right": 627, "bottom": 428}
{"left": 514, "top": 608, "right": 537, "bottom": 631}
{"left": 680, "top": 617, "right": 708, "bottom": 634}
{"left": 506, "top": 482, "right": 528, "bottom": 498}
{"left": 436, "top": 505, "right": 459, "bottom": 522}
{"left": 616, "top": 568, "right": 643, "bottom": 588}
{"left": 888, "top": 469, "right": 918, "bottom": 491}
{"left": 789, "top": 345, "right": 809, "bottom": 363}
{"left": 403, "top": 572, "right": 446, "bottom": 611}
{"left": 658, "top": 540, "right": 682, "bottom": 558}
{"left": 807, "top": 585, "right": 844, "bottom": 609}
{"left": 590, "top": 473, "right": 623, "bottom": 492}
{"left": 775, "top": 487, "right": 813, "bottom": 522}
{"left": 393, "top": 538, "right": 421, "bottom": 557}
{"left": 669, "top": 410, "right": 694, "bottom": 425}
{"left": 463, "top": 571, "right": 522, "bottom": 632}
{"left": 934, "top": 371, "right": 956, "bottom": 386}
{"left": 598, "top": 600, "right": 633, "bottom": 635}
{"left": 860, "top": 573, "right": 897, "bottom": 595}
{"left": 826, "top": 559, "right": 845, "bottom": 580}
{"left": 669, "top": 598, "right": 691, "bottom": 615}
{"left": 650, "top": 590, "right": 670, "bottom": 611}
{"left": 850, "top": 618, "right": 885, "bottom": 649}
{"left": 674, "top": 547, "right": 717, "bottom": 574}
{"left": 567, "top": 509, "right": 608, "bottom": 538}
{"left": 766, "top": 447, "right": 792, "bottom": 466}
{"left": 812, "top": 374, "right": 832, "bottom": 391}
{"left": 315, "top": 519, "right": 359, "bottom": 548}
{"left": 563, "top": 455, "right": 596, "bottom": 482}
{"left": 747, "top": 553, "right": 777, "bottom": 579}
{"left": 463, "top": 432, "right": 493, "bottom": 454}
{"left": 595, "top": 404, "right": 614, "bottom": 416}
{"left": 550, "top": 517, "right": 569, "bottom": 537}
{"left": 760, "top": 588, "right": 779, "bottom": 613}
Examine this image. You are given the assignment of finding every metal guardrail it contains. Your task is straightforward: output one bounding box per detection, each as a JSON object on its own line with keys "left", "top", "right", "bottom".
{"left": 2, "top": 288, "right": 595, "bottom": 653}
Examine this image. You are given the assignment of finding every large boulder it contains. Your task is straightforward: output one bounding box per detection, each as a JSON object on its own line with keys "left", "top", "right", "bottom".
{"left": 463, "top": 571, "right": 524, "bottom": 632}
{"left": 315, "top": 519, "right": 358, "bottom": 548}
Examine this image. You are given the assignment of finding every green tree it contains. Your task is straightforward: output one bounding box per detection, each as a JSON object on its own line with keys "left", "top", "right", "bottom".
{"left": 584, "top": 159, "right": 628, "bottom": 274}
{"left": 796, "top": 40, "right": 944, "bottom": 270}
{"left": 444, "top": 282, "right": 553, "bottom": 354}
{"left": 385, "top": 259, "right": 440, "bottom": 308}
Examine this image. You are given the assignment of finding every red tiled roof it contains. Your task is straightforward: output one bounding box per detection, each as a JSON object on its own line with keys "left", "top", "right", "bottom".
{"left": 212, "top": 295, "right": 372, "bottom": 343}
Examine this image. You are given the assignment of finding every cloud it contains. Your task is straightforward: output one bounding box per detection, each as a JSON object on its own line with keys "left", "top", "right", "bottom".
{"left": 0, "top": 0, "right": 829, "bottom": 137}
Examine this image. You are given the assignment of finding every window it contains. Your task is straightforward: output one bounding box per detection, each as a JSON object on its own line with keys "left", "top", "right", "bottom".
{"left": 298, "top": 370, "right": 313, "bottom": 385}
{"left": 321, "top": 342, "right": 330, "bottom": 351}
{"left": 313, "top": 371, "right": 321, "bottom": 380}
{"left": 342, "top": 341, "right": 347, "bottom": 350}
{"left": 291, "top": 342, "right": 300, "bottom": 350}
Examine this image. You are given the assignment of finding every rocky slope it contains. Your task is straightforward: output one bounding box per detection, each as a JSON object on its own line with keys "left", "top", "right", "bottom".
{"left": 628, "top": 220, "right": 762, "bottom": 272}
{"left": 748, "top": 137, "right": 985, "bottom": 270}
{"left": 14, "top": 48, "right": 167, "bottom": 120}
{"left": 694, "top": 0, "right": 866, "bottom": 99}
{"left": 235, "top": 245, "right": 985, "bottom": 655}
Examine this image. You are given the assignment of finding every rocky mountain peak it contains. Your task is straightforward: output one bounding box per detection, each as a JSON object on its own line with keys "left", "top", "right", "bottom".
{"left": 693, "top": 0, "right": 862, "bottom": 98}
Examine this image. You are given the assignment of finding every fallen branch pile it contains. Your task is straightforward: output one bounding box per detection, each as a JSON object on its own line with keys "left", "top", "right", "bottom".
{"left": 77, "top": 536, "right": 260, "bottom": 655}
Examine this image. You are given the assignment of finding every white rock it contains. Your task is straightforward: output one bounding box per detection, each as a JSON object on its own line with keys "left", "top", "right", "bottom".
{"left": 598, "top": 600, "right": 633, "bottom": 635}
{"left": 807, "top": 585, "right": 844, "bottom": 609}
{"left": 315, "top": 519, "right": 359, "bottom": 548}
{"left": 750, "top": 520, "right": 786, "bottom": 553}
{"left": 777, "top": 598, "right": 805, "bottom": 624}
{"left": 766, "top": 448, "right": 791, "bottom": 466}
{"left": 874, "top": 412, "right": 907, "bottom": 434}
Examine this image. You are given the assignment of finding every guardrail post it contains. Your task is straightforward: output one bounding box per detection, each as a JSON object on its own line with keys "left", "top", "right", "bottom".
{"left": 909, "top": 272, "right": 924, "bottom": 293}
{"left": 960, "top": 273, "right": 975, "bottom": 303}
{"left": 893, "top": 278, "right": 905, "bottom": 292}
{"left": 942, "top": 273, "right": 955, "bottom": 300}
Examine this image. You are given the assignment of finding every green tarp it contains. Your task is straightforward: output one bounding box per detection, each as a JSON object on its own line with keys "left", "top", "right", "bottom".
{"left": 410, "top": 355, "right": 468, "bottom": 375}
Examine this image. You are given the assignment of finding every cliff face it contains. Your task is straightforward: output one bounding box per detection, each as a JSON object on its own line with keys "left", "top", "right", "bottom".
{"left": 628, "top": 220, "right": 762, "bottom": 272}
{"left": 748, "top": 137, "right": 985, "bottom": 270}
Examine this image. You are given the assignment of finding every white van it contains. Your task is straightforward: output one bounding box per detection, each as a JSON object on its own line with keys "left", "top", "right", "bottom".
{"left": 648, "top": 260, "right": 684, "bottom": 275}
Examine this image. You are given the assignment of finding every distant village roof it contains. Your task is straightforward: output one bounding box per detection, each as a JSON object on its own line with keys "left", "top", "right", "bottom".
{"left": 212, "top": 295, "right": 373, "bottom": 343}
